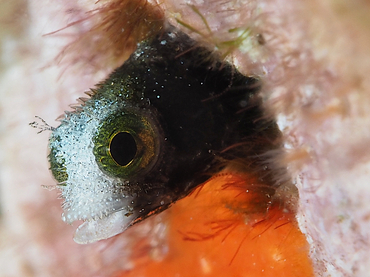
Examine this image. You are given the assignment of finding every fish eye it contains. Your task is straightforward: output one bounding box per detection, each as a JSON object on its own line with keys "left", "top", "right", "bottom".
{"left": 93, "top": 111, "right": 160, "bottom": 178}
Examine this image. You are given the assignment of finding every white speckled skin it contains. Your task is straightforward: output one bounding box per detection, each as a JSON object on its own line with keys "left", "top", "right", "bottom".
{"left": 49, "top": 97, "right": 138, "bottom": 243}
{"left": 50, "top": 100, "right": 133, "bottom": 222}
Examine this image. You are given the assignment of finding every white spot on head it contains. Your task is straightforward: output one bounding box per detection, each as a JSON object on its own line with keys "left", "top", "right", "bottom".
{"left": 50, "top": 99, "right": 137, "bottom": 242}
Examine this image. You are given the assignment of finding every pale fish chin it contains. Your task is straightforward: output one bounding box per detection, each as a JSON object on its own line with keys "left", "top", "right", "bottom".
{"left": 73, "top": 210, "right": 137, "bottom": 244}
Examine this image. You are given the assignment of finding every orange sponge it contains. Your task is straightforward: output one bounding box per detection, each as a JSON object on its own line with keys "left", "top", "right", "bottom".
{"left": 117, "top": 173, "right": 313, "bottom": 277}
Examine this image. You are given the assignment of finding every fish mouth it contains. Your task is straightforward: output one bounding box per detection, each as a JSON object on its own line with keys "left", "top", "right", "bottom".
{"left": 70, "top": 187, "right": 174, "bottom": 244}
{"left": 73, "top": 210, "right": 137, "bottom": 244}
{"left": 61, "top": 193, "right": 138, "bottom": 244}
{"left": 60, "top": 180, "right": 174, "bottom": 244}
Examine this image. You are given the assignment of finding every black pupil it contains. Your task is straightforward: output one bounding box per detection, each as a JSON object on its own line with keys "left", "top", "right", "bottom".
{"left": 110, "top": 132, "right": 137, "bottom": 166}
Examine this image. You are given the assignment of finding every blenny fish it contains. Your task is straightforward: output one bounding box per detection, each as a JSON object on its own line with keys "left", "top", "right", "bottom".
{"left": 48, "top": 24, "right": 281, "bottom": 244}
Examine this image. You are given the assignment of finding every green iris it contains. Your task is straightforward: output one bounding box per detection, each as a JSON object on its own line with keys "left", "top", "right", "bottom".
{"left": 93, "top": 110, "right": 160, "bottom": 178}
